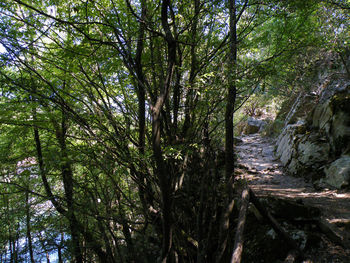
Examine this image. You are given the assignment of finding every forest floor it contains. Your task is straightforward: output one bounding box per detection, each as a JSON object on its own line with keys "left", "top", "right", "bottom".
{"left": 235, "top": 133, "right": 350, "bottom": 262}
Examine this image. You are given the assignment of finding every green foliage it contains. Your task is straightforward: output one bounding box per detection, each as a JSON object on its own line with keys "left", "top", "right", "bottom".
{"left": 0, "top": 0, "right": 347, "bottom": 261}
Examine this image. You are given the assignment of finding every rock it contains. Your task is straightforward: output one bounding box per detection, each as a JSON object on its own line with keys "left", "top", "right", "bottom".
{"left": 330, "top": 110, "right": 350, "bottom": 155}
{"left": 287, "top": 158, "right": 301, "bottom": 175}
{"left": 236, "top": 121, "right": 246, "bottom": 135}
{"left": 324, "top": 155, "right": 350, "bottom": 189}
{"left": 237, "top": 117, "right": 270, "bottom": 135}
{"left": 297, "top": 134, "right": 330, "bottom": 166}
{"left": 284, "top": 133, "right": 329, "bottom": 178}
{"left": 291, "top": 230, "right": 307, "bottom": 249}
{"left": 312, "top": 102, "right": 332, "bottom": 134}
{"left": 313, "top": 87, "right": 350, "bottom": 155}
{"left": 234, "top": 137, "right": 243, "bottom": 145}
{"left": 285, "top": 93, "right": 317, "bottom": 125}
{"left": 317, "top": 78, "right": 350, "bottom": 103}
{"left": 262, "top": 146, "right": 274, "bottom": 158}
{"left": 275, "top": 123, "right": 306, "bottom": 166}
{"left": 243, "top": 117, "right": 266, "bottom": 134}
{"left": 276, "top": 127, "right": 330, "bottom": 178}
{"left": 248, "top": 117, "right": 266, "bottom": 127}
{"left": 275, "top": 78, "right": 350, "bottom": 185}
{"left": 244, "top": 124, "right": 260, "bottom": 134}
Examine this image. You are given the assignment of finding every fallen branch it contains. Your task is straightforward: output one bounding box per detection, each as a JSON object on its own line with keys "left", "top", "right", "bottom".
{"left": 231, "top": 186, "right": 250, "bottom": 263}
{"left": 318, "top": 217, "right": 350, "bottom": 249}
{"left": 248, "top": 188, "right": 302, "bottom": 255}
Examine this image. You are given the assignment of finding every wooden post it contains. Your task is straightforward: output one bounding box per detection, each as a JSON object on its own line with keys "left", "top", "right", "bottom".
{"left": 231, "top": 186, "right": 250, "bottom": 263}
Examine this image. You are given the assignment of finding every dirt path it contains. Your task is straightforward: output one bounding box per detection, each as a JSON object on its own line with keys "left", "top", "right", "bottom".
{"left": 236, "top": 134, "right": 350, "bottom": 222}
{"left": 236, "top": 134, "right": 350, "bottom": 261}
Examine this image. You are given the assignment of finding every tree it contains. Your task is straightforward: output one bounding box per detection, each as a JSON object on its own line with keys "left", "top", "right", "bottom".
{"left": 0, "top": 0, "right": 347, "bottom": 262}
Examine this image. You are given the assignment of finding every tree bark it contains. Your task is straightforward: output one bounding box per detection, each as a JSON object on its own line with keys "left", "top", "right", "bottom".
{"left": 45, "top": 252, "right": 50, "bottom": 263}
{"left": 216, "top": 1, "right": 238, "bottom": 261}
{"left": 151, "top": 1, "right": 177, "bottom": 262}
{"left": 55, "top": 113, "right": 83, "bottom": 263}
{"left": 231, "top": 187, "right": 250, "bottom": 263}
{"left": 225, "top": 0, "right": 237, "bottom": 183}
{"left": 183, "top": 0, "right": 200, "bottom": 138}
{"left": 134, "top": 0, "right": 152, "bottom": 219}
{"left": 135, "top": 0, "right": 147, "bottom": 156}
{"left": 25, "top": 190, "right": 35, "bottom": 263}
{"left": 58, "top": 232, "right": 64, "bottom": 263}
{"left": 33, "top": 108, "right": 109, "bottom": 262}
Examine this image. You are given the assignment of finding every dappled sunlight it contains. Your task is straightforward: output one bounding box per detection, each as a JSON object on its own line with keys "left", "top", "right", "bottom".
{"left": 250, "top": 186, "right": 350, "bottom": 200}
{"left": 237, "top": 134, "right": 350, "bottom": 222}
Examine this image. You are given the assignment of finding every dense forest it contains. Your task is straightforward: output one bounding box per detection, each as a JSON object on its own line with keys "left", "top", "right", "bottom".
{"left": 0, "top": 0, "right": 349, "bottom": 262}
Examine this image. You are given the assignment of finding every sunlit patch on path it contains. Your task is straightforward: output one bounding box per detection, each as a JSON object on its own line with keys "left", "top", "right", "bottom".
{"left": 236, "top": 133, "right": 350, "bottom": 222}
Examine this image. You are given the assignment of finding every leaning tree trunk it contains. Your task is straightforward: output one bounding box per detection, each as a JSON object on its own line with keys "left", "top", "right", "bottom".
{"left": 25, "top": 190, "right": 35, "bottom": 263}
{"left": 217, "top": 0, "right": 238, "bottom": 261}
{"left": 55, "top": 112, "right": 83, "bottom": 263}
{"left": 231, "top": 186, "right": 250, "bottom": 263}
{"left": 151, "top": 1, "right": 177, "bottom": 262}
{"left": 225, "top": 0, "right": 237, "bottom": 181}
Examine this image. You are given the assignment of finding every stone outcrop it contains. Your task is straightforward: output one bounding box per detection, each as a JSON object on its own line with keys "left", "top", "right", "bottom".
{"left": 324, "top": 155, "right": 350, "bottom": 188}
{"left": 275, "top": 77, "right": 350, "bottom": 188}
{"left": 237, "top": 117, "right": 267, "bottom": 135}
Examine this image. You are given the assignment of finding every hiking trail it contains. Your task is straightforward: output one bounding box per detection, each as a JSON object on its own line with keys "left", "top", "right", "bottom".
{"left": 235, "top": 134, "right": 350, "bottom": 260}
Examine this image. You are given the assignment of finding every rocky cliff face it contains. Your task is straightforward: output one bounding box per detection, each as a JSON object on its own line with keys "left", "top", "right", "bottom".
{"left": 275, "top": 76, "right": 350, "bottom": 189}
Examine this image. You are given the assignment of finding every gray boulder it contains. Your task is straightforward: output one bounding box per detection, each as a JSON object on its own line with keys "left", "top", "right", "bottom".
{"left": 284, "top": 133, "right": 330, "bottom": 177}
{"left": 286, "top": 134, "right": 330, "bottom": 177}
{"left": 317, "top": 78, "right": 350, "bottom": 103}
{"left": 234, "top": 137, "right": 243, "bottom": 145}
{"left": 313, "top": 84, "right": 350, "bottom": 154}
{"left": 244, "top": 117, "right": 266, "bottom": 134}
{"left": 297, "top": 134, "right": 330, "bottom": 166}
{"left": 330, "top": 110, "right": 350, "bottom": 155}
{"left": 275, "top": 122, "right": 306, "bottom": 166}
{"left": 275, "top": 78, "right": 350, "bottom": 184}
{"left": 324, "top": 155, "right": 350, "bottom": 189}
{"left": 312, "top": 101, "right": 332, "bottom": 134}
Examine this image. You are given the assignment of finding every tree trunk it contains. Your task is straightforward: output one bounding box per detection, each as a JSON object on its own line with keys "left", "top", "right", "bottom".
{"left": 9, "top": 234, "right": 13, "bottom": 263}
{"left": 153, "top": 4, "right": 176, "bottom": 263}
{"left": 45, "top": 252, "right": 50, "bottom": 263}
{"left": 134, "top": 0, "right": 152, "bottom": 219}
{"left": 57, "top": 230, "right": 64, "bottom": 263}
{"left": 152, "top": 1, "right": 177, "bottom": 262}
{"left": 25, "top": 191, "right": 35, "bottom": 263}
{"left": 225, "top": 0, "right": 237, "bottom": 184}
{"left": 152, "top": 110, "right": 173, "bottom": 263}
{"left": 58, "top": 247, "right": 63, "bottom": 263}
{"left": 173, "top": 46, "right": 182, "bottom": 133}
{"left": 33, "top": 107, "right": 109, "bottom": 262}
{"left": 55, "top": 113, "right": 83, "bottom": 263}
{"left": 216, "top": 1, "right": 238, "bottom": 262}
{"left": 14, "top": 230, "right": 19, "bottom": 263}
{"left": 231, "top": 187, "right": 250, "bottom": 263}
{"left": 182, "top": 0, "right": 200, "bottom": 138}
{"left": 135, "top": 0, "right": 146, "bottom": 156}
